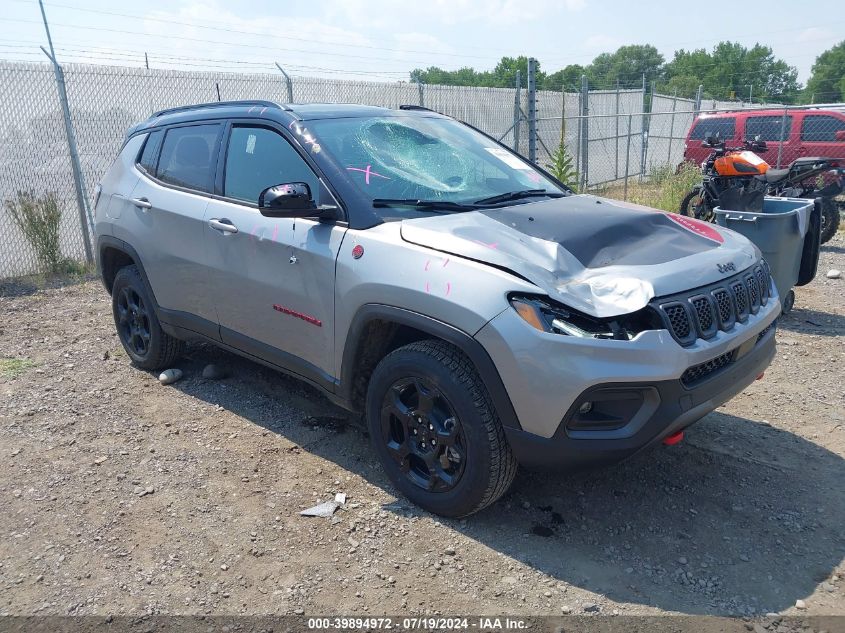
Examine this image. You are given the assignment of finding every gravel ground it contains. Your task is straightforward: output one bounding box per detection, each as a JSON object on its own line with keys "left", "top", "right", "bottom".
{"left": 0, "top": 236, "right": 843, "bottom": 620}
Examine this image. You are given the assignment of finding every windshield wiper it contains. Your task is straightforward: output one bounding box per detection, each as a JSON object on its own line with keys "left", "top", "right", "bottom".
{"left": 372, "top": 198, "right": 478, "bottom": 213}
{"left": 473, "top": 189, "right": 565, "bottom": 205}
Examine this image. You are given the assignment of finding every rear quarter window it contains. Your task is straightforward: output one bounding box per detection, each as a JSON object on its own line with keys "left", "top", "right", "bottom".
{"left": 136, "top": 130, "right": 163, "bottom": 175}
{"left": 689, "top": 117, "right": 736, "bottom": 140}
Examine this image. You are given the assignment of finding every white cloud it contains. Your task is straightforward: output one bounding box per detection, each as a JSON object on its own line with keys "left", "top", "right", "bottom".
{"left": 327, "top": 0, "right": 584, "bottom": 29}
{"left": 796, "top": 27, "right": 833, "bottom": 43}
{"left": 584, "top": 34, "right": 621, "bottom": 51}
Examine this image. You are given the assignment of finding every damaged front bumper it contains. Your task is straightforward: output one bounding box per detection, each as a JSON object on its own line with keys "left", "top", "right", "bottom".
{"left": 474, "top": 290, "right": 779, "bottom": 470}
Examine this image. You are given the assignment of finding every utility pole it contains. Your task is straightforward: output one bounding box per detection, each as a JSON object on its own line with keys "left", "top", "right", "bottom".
{"left": 38, "top": 0, "right": 93, "bottom": 265}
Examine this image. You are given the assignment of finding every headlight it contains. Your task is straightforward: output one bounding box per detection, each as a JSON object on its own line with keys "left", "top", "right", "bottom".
{"left": 509, "top": 295, "right": 660, "bottom": 341}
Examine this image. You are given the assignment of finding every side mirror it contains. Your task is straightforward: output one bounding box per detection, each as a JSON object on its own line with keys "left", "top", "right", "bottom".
{"left": 258, "top": 182, "right": 317, "bottom": 217}
{"left": 835, "top": 130, "right": 845, "bottom": 142}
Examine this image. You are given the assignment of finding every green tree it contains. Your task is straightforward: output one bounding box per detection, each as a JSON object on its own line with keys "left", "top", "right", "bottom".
{"left": 544, "top": 64, "right": 586, "bottom": 92}
{"left": 586, "top": 45, "right": 664, "bottom": 89}
{"left": 663, "top": 42, "right": 800, "bottom": 102}
{"left": 804, "top": 41, "right": 845, "bottom": 103}
{"left": 410, "top": 56, "right": 541, "bottom": 88}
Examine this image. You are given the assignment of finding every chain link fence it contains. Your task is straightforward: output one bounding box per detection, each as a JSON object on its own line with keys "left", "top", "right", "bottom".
{"left": 1, "top": 59, "right": 843, "bottom": 278}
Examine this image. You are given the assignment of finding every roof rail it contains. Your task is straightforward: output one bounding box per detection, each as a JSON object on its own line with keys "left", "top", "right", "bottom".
{"left": 151, "top": 100, "right": 286, "bottom": 118}
{"left": 398, "top": 104, "right": 439, "bottom": 113}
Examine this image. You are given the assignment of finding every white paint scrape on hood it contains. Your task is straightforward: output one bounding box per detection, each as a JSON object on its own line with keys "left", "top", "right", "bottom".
{"left": 399, "top": 195, "right": 758, "bottom": 318}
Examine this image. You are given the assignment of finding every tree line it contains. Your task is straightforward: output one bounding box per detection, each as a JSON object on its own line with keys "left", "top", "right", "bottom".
{"left": 409, "top": 41, "right": 845, "bottom": 105}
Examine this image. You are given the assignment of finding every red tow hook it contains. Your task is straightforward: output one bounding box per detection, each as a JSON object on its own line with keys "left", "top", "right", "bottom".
{"left": 756, "top": 371, "right": 765, "bottom": 380}
{"left": 663, "top": 430, "right": 684, "bottom": 446}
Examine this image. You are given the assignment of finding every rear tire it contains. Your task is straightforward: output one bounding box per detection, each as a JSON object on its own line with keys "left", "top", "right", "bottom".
{"left": 820, "top": 199, "right": 840, "bottom": 244}
{"left": 365, "top": 339, "right": 518, "bottom": 517}
{"left": 112, "top": 265, "right": 184, "bottom": 370}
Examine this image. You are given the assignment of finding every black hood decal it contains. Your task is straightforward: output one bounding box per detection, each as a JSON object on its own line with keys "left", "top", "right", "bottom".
{"left": 400, "top": 194, "right": 758, "bottom": 318}
{"left": 481, "top": 199, "right": 721, "bottom": 268}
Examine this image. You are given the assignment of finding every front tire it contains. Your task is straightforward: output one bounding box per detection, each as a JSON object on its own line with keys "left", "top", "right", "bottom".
{"left": 680, "top": 189, "right": 710, "bottom": 220}
{"left": 112, "top": 265, "right": 184, "bottom": 370}
{"left": 366, "top": 340, "right": 517, "bottom": 517}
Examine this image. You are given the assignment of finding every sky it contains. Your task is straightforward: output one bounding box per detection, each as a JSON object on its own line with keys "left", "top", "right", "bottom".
{"left": 1, "top": 0, "right": 842, "bottom": 85}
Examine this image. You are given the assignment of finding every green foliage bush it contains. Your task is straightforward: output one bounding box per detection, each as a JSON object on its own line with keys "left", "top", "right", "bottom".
{"left": 546, "top": 142, "right": 579, "bottom": 191}
{"left": 5, "top": 191, "right": 66, "bottom": 273}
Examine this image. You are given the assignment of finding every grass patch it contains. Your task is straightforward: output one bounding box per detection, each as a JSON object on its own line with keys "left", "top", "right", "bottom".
{"left": 593, "top": 162, "right": 701, "bottom": 213}
{"left": 0, "top": 358, "right": 37, "bottom": 378}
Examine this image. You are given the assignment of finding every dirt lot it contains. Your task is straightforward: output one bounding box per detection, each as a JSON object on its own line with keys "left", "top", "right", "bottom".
{"left": 0, "top": 236, "right": 843, "bottom": 620}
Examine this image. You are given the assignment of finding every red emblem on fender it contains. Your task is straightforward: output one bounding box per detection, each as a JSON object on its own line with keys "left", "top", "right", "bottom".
{"left": 664, "top": 213, "right": 724, "bottom": 244}
{"left": 352, "top": 244, "right": 364, "bottom": 259}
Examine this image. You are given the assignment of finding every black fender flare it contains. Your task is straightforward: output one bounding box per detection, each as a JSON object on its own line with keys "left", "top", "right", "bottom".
{"left": 339, "top": 304, "right": 522, "bottom": 430}
{"left": 97, "top": 235, "right": 160, "bottom": 309}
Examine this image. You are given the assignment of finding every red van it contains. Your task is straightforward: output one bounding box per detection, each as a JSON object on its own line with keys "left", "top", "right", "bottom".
{"left": 683, "top": 108, "right": 845, "bottom": 168}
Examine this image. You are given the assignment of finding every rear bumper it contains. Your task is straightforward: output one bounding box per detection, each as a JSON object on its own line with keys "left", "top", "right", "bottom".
{"left": 501, "top": 323, "right": 775, "bottom": 469}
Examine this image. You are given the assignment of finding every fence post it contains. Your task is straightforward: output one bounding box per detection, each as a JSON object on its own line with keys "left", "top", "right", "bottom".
{"left": 667, "top": 88, "right": 677, "bottom": 164}
{"left": 274, "top": 63, "right": 294, "bottom": 102}
{"left": 614, "top": 79, "right": 620, "bottom": 180}
{"left": 624, "top": 114, "right": 633, "bottom": 201}
{"left": 560, "top": 83, "right": 566, "bottom": 147}
{"left": 580, "top": 74, "right": 589, "bottom": 190}
{"left": 512, "top": 70, "right": 521, "bottom": 153}
{"left": 776, "top": 106, "right": 789, "bottom": 168}
{"left": 575, "top": 85, "right": 582, "bottom": 177}
{"left": 39, "top": 47, "right": 93, "bottom": 265}
{"left": 639, "top": 74, "right": 648, "bottom": 182}
{"left": 527, "top": 58, "right": 537, "bottom": 164}
{"left": 694, "top": 84, "right": 703, "bottom": 114}
{"left": 417, "top": 80, "right": 425, "bottom": 107}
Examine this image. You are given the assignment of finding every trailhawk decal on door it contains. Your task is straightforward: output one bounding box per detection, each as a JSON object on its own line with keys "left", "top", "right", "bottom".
{"left": 272, "top": 304, "right": 322, "bottom": 327}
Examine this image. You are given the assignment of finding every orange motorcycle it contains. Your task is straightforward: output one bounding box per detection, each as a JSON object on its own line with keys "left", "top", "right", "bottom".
{"left": 680, "top": 135, "right": 769, "bottom": 222}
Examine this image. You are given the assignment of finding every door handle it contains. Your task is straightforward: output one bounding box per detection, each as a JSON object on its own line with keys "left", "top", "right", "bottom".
{"left": 209, "top": 218, "right": 239, "bottom": 234}
{"left": 130, "top": 197, "right": 152, "bottom": 210}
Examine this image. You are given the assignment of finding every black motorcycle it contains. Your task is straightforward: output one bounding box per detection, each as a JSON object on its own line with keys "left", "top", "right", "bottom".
{"left": 758, "top": 158, "right": 843, "bottom": 244}
{"left": 682, "top": 137, "right": 842, "bottom": 244}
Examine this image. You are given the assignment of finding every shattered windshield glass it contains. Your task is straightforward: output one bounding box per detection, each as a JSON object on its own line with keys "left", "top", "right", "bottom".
{"left": 305, "top": 116, "right": 564, "bottom": 214}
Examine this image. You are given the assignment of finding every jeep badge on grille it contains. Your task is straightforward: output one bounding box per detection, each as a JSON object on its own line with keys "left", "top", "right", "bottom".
{"left": 717, "top": 262, "right": 736, "bottom": 274}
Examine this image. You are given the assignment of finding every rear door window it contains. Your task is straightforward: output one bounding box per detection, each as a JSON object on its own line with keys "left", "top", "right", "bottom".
{"left": 745, "top": 115, "right": 792, "bottom": 141}
{"left": 801, "top": 115, "right": 845, "bottom": 142}
{"left": 156, "top": 124, "right": 221, "bottom": 192}
{"left": 689, "top": 117, "right": 736, "bottom": 140}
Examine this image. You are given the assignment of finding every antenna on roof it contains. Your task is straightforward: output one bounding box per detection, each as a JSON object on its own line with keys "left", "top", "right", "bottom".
{"left": 215, "top": 83, "right": 221, "bottom": 102}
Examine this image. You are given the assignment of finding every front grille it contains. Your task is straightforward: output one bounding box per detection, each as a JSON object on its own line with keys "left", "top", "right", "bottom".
{"left": 691, "top": 296, "right": 715, "bottom": 334}
{"left": 663, "top": 303, "right": 691, "bottom": 340}
{"left": 755, "top": 267, "right": 768, "bottom": 302}
{"left": 654, "top": 262, "right": 772, "bottom": 346}
{"left": 713, "top": 289, "right": 733, "bottom": 325}
{"left": 746, "top": 275, "right": 760, "bottom": 314}
{"left": 732, "top": 281, "right": 749, "bottom": 320}
{"left": 681, "top": 350, "right": 735, "bottom": 387}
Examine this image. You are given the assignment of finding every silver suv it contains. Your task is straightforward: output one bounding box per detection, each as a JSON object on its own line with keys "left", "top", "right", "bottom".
{"left": 96, "top": 100, "right": 779, "bottom": 517}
